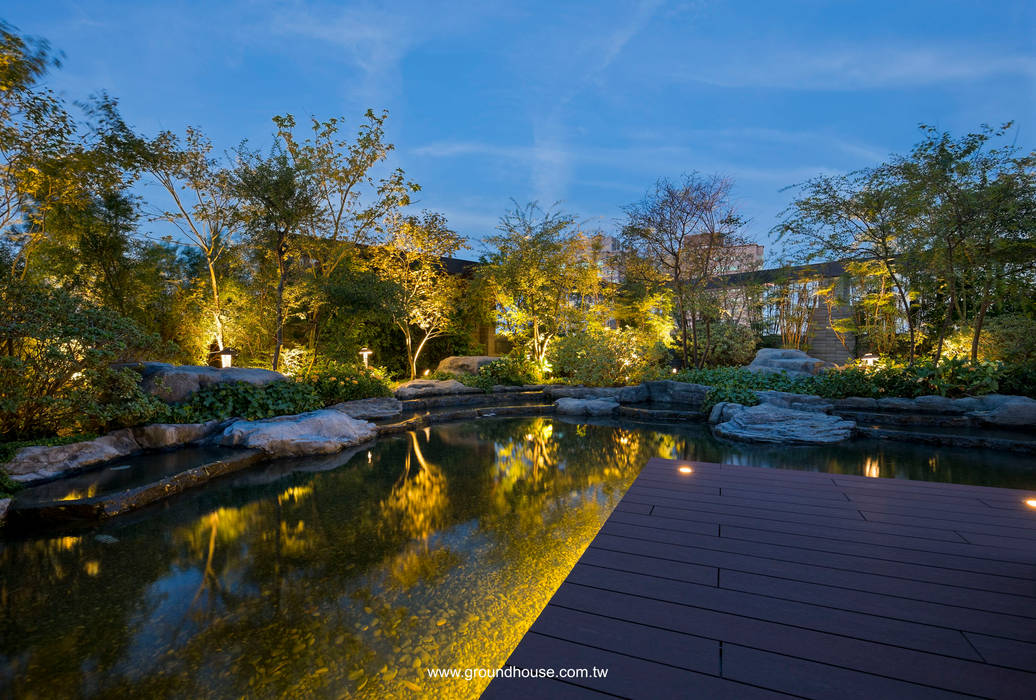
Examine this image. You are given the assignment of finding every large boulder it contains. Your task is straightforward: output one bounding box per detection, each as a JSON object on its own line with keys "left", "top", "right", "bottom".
{"left": 395, "top": 379, "right": 481, "bottom": 399}
{"left": 332, "top": 397, "right": 403, "bottom": 420}
{"left": 643, "top": 381, "right": 710, "bottom": 407}
{"left": 220, "top": 409, "right": 376, "bottom": 457}
{"left": 544, "top": 385, "right": 649, "bottom": 404}
{"left": 5, "top": 430, "right": 141, "bottom": 481}
{"left": 554, "top": 398, "right": 620, "bottom": 416}
{"left": 131, "top": 362, "right": 287, "bottom": 403}
{"left": 969, "top": 395, "right": 1036, "bottom": 429}
{"left": 131, "top": 421, "right": 224, "bottom": 450}
{"left": 713, "top": 404, "right": 856, "bottom": 444}
{"left": 744, "top": 348, "right": 831, "bottom": 377}
{"left": 435, "top": 356, "right": 499, "bottom": 376}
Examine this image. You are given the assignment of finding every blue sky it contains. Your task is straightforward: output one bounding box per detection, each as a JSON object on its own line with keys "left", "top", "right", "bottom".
{"left": 7, "top": 0, "right": 1035, "bottom": 261}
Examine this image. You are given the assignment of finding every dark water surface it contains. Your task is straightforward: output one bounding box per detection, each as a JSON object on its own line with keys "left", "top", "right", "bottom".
{"left": 2, "top": 417, "right": 1034, "bottom": 699}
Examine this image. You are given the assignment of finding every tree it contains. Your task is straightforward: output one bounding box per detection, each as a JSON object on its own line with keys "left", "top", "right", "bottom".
{"left": 481, "top": 203, "right": 600, "bottom": 368}
{"left": 899, "top": 124, "right": 1036, "bottom": 361}
{"left": 273, "top": 111, "right": 419, "bottom": 366}
{"left": 373, "top": 211, "right": 465, "bottom": 379}
{"left": 622, "top": 174, "right": 754, "bottom": 368}
{"left": 134, "top": 127, "right": 240, "bottom": 350}
{"left": 776, "top": 163, "right": 921, "bottom": 360}
{"left": 233, "top": 148, "right": 319, "bottom": 371}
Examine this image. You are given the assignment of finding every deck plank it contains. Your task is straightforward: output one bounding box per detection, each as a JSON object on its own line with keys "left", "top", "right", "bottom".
{"left": 485, "top": 458, "right": 1036, "bottom": 699}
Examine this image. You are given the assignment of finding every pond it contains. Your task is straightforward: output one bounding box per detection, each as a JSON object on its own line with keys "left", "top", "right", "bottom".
{"left": 2, "top": 416, "right": 1034, "bottom": 699}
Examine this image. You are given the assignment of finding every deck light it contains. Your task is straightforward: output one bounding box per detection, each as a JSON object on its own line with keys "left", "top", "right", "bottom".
{"left": 359, "top": 347, "right": 373, "bottom": 367}
{"left": 678, "top": 466, "right": 693, "bottom": 474}
{"left": 1025, "top": 498, "right": 1036, "bottom": 508}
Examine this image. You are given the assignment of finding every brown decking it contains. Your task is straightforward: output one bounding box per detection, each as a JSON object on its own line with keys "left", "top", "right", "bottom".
{"left": 483, "top": 458, "right": 1036, "bottom": 699}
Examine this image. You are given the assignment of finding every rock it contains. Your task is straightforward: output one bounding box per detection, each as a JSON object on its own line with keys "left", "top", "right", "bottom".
{"left": 220, "top": 409, "right": 377, "bottom": 457}
{"left": 544, "top": 385, "right": 649, "bottom": 403}
{"left": 876, "top": 397, "right": 920, "bottom": 412}
{"left": 395, "top": 379, "right": 481, "bottom": 399}
{"left": 554, "top": 398, "right": 620, "bottom": 416}
{"left": 643, "top": 381, "right": 710, "bottom": 407}
{"left": 5, "top": 430, "right": 141, "bottom": 481}
{"left": 94, "top": 534, "right": 119, "bottom": 544}
{"left": 744, "top": 348, "right": 832, "bottom": 377}
{"left": 713, "top": 404, "right": 856, "bottom": 444}
{"left": 970, "top": 395, "right": 1036, "bottom": 428}
{"left": 131, "top": 421, "right": 224, "bottom": 450}
{"left": 755, "top": 390, "right": 833, "bottom": 413}
{"left": 131, "top": 362, "right": 287, "bottom": 403}
{"left": 708, "top": 401, "right": 741, "bottom": 425}
{"left": 332, "top": 397, "right": 403, "bottom": 420}
{"left": 435, "top": 356, "right": 499, "bottom": 376}
{"left": 0, "top": 498, "right": 9, "bottom": 524}
{"left": 911, "top": 395, "right": 967, "bottom": 415}
{"left": 831, "top": 397, "right": 878, "bottom": 411}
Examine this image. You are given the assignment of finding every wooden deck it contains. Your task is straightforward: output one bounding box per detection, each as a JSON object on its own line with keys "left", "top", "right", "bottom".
{"left": 483, "top": 458, "right": 1036, "bottom": 699}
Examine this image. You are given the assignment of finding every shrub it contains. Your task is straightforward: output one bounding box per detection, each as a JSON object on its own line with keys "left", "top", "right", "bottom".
{"left": 0, "top": 280, "right": 168, "bottom": 439}
{"left": 700, "top": 323, "right": 760, "bottom": 368}
{"left": 701, "top": 383, "right": 761, "bottom": 416}
{"left": 162, "top": 380, "right": 322, "bottom": 423}
{"left": 943, "top": 315, "right": 1036, "bottom": 364}
{"left": 302, "top": 362, "right": 393, "bottom": 404}
{"left": 999, "top": 362, "right": 1036, "bottom": 398}
{"left": 548, "top": 327, "right": 666, "bottom": 387}
{"left": 470, "top": 353, "right": 542, "bottom": 391}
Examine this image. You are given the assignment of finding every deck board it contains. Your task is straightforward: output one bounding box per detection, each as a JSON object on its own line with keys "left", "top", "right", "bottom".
{"left": 483, "top": 458, "right": 1036, "bottom": 699}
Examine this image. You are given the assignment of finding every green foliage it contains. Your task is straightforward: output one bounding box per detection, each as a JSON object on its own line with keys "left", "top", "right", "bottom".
{"left": 0, "top": 280, "right": 168, "bottom": 439}
{"left": 162, "top": 380, "right": 322, "bottom": 423}
{"left": 999, "top": 362, "right": 1036, "bottom": 398}
{"left": 548, "top": 327, "right": 666, "bottom": 386}
{"left": 469, "top": 354, "right": 542, "bottom": 391}
{"left": 676, "top": 358, "right": 1025, "bottom": 413}
{"left": 702, "top": 384, "right": 760, "bottom": 416}
{"left": 943, "top": 315, "right": 1036, "bottom": 364}
{"left": 302, "top": 363, "right": 393, "bottom": 404}
{"left": 700, "top": 323, "right": 759, "bottom": 368}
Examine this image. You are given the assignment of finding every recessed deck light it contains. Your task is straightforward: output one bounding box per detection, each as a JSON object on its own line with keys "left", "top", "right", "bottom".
{"left": 1025, "top": 498, "right": 1036, "bottom": 508}
{"left": 678, "top": 466, "right": 693, "bottom": 474}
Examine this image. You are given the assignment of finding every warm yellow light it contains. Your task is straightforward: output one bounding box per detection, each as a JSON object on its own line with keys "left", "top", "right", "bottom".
{"left": 423, "top": 368, "right": 430, "bottom": 376}
{"left": 678, "top": 466, "right": 693, "bottom": 474}
{"left": 1025, "top": 498, "right": 1036, "bottom": 508}
{"left": 359, "top": 347, "right": 373, "bottom": 368}
{"left": 84, "top": 560, "right": 100, "bottom": 576}
{"left": 671, "top": 368, "right": 678, "bottom": 374}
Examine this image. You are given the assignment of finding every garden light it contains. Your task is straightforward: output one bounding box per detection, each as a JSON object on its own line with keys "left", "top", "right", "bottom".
{"left": 860, "top": 353, "right": 879, "bottom": 367}
{"left": 359, "top": 347, "right": 373, "bottom": 368}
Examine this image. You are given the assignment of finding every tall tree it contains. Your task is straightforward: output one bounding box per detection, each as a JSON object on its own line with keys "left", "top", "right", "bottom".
{"left": 273, "top": 111, "right": 419, "bottom": 364}
{"left": 134, "top": 127, "right": 240, "bottom": 349}
{"left": 233, "top": 148, "right": 319, "bottom": 371}
{"left": 481, "top": 203, "right": 600, "bottom": 367}
{"left": 373, "top": 211, "right": 465, "bottom": 379}
{"left": 622, "top": 174, "right": 754, "bottom": 368}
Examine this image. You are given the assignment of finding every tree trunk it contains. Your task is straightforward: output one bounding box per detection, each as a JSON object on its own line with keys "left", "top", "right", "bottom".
{"left": 970, "top": 285, "right": 994, "bottom": 362}
{"left": 272, "top": 234, "right": 287, "bottom": 372}
{"left": 206, "top": 257, "right": 225, "bottom": 349}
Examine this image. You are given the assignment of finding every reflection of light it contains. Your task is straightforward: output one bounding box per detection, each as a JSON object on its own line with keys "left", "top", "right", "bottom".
{"left": 56, "top": 536, "right": 81, "bottom": 551}
{"left": 863, "top": 457, "right": 880, "bottom": 478}
{"left": 84, "top": 560, "right": 100, "bottom": 576}
{"left": 59, "top": 485, "right": 97, "bottom": 501}
{"left": 678, "top": 466, "right": 693, "bottom": 474}
{"left": 1026, "top": 499, "right": 1036, "bottom": 508}
{"left": 367, "top": 450, "right": 373, "bottom": 463}
{"left": 277, "top": 485, "right": 313, "bottom": 504}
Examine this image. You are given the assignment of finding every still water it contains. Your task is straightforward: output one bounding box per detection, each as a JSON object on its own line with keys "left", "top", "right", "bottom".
{"left": 2, "top": 416, "right": 1034, "bottom": 699}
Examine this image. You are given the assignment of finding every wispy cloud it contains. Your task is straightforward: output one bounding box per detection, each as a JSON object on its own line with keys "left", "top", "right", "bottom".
{"left": 676, "top": 45, "right": 1036, "bottom": 90}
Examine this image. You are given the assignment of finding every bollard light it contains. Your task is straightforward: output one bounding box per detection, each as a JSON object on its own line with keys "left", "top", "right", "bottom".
{"left": 860, "top": 353, "right": 879, "bottom": 367}
{"left": 359, "top": 347, "right": 373, "bottom": 368}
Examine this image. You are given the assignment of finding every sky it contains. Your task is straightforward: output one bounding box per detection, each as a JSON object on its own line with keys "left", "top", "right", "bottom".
{"left": 6, "top": 0, "right": 1035, "bottom": 262}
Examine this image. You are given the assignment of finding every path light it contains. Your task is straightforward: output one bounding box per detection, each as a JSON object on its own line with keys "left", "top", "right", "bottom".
{"left": 217, "top": 348, "right": 238, "bottom": 368}
{"left": 671, "top": 368, "right": 678, "bottom": 374}
{"left": 678, "top": 466, "right": 693, "bottom": 474}
{"left": 359, "top": 347, "right": 373, "bottom": 368}
{"left": 423, "top": 369, "right": 430, "bottom": 377}
{"left": 860, "top": 353, "right": 879, "bottom": 367}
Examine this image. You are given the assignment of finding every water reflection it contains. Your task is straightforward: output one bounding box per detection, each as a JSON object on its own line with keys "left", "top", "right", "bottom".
{"left": 1, "top": 417, "right": 1034, "bottom": 699}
